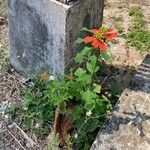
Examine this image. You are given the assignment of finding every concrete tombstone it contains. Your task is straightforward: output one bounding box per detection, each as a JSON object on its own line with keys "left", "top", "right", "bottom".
{"left": 8, "top": 0, "right": 104, "bottom": 77}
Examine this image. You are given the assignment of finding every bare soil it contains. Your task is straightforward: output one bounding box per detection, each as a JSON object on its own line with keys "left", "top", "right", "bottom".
{"left": 0, "top": 0, "right": 150, "bottom": 149}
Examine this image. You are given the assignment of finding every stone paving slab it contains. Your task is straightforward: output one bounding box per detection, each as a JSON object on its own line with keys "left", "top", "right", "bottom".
{"left": 91, "top": 54, "right": 150, "bottom": 150}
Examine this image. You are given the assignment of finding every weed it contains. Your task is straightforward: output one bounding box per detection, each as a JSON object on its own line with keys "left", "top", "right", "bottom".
{"left": 0, "top": 0, "right": 7, "bottom": 17}
{"left": 127, "top": 6, "right": 150, "bottom": 52}
{"left": 16, "top": 73, "right": 54, "bottom": 136}
{"left": 104, "top": 0, "right": 110, "bottom": 7}
{"left": 0, "top": 40, "right": 9, "bottom": 75}
{"left": 115, "top": 15, "right": 123, "bottom": 22}
{"left": 115, "top": 23, "right": 124, "bottom": 34}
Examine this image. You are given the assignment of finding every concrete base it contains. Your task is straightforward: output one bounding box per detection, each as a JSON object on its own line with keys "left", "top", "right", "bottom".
{"left": 8, "top": 0, "right": 104, "bottom": 77}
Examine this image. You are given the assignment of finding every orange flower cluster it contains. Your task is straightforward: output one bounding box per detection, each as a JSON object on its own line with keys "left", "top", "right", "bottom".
{"left": 83, "top": 28, "right": 118, "bottom": 52}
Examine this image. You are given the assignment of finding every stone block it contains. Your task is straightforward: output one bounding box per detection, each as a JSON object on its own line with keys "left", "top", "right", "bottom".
{"left": 91, "top": 54, "right": 150, "bottom": 150}
{"left": 8, "top": 0, "right": 104, "bottom": 77}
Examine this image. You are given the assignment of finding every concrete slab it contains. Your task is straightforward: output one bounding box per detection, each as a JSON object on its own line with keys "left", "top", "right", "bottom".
{"left": 91, "top": 54, "right": 150, "bottom": 150}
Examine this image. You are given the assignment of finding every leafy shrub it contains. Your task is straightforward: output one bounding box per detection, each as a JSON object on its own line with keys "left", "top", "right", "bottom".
{"left": 18, "top": 73, "right": 55, "bottom": 135}
{"left": 6, "top": 26, "right": 118, "bottom": 149}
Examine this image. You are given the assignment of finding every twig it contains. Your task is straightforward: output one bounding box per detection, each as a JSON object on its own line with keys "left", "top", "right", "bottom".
{"left": 8, "top": 130, "right": 26, "bottom": 150}
{"left": 100, "top": 76, "right": 108, "bottom": 86}
{"left": 14, "top": 122, "right": 39, "bottom": 147}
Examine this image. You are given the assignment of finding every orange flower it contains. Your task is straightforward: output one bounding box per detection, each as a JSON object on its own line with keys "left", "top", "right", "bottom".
{"left": 104, "top": 28, "right": 118, "bottom": 40}
{"left": 83, "top": 27, "right": 117, "bottom": 52}
{"left": 84, "top": 36, "right": 107, "bottom": 51}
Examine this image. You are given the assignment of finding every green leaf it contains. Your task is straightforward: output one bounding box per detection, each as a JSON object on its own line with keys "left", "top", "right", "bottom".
{"left": 86, "top": 119, "right": 99, "bottom": 132}
{"left": 74, "top": 68, "right": 86, "bottom": 77}
{"left": 82, "top": 91, "right": 97, "bottom": 110}
{"left": 60, "top": 101, "right": 67, "bottom": 115}
{"left": 52, "top": 97, "right": 63, "bottom": 106}
{"left": 86, "top": 55, "right": 99, "bottom": 73}
{"left": 71, "top": 106, "right": 84, "bottom": 122}
{"left": 84, "top": 101, "right": 95, "bottom": 110}
{"left": 76, "top": 38, "right": 84, "bottom": 44}
{"left": 82, "top": 46, "right": 93, "bottom": 56}
{"left": 89, "top": 55, "right": 97, "bottom": 65}
{"left": 82, "top": 91, "right": 97, "bottom": 102}
{"left": 84, "top": 144, "right": 90, "bottom": 150}
{"left": 94, "top": 66, "right": 100, "bottom": 73}
{"left": 75, "top": 47, "right": 93, "bottom": 64}
{"left": 81, "top": 27, "right": 90, "bottom": 32}
{"left": 86, "top": 62, "right": 93, "bottom": 73}
{"left": 80, "top": 74, "right": 92, "bottom": 85}
{"left": 75, "top": 52, "right": 84, "bottom": 64}
{"left": 120, "top": 34, "right": 128, "bottom": 39}
{"left": 100, "top": 52, "right": 112, "bottom": 61}
{"left": 68, "top": 81, "right": 83, "bottom": 99}
{"left": 93, "top": 83, "right": 101, "bottom": 93}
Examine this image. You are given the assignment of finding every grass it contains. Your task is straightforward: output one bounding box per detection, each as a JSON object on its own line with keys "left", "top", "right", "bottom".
{"left": 112, "top": 14, "right": 124, "bottom": 34}
{"left": 0, "top": 0, "right": 7, "bottom": 17}
{"left": 115, "top": 23, "right": 124, "bottom": 34}
{"left": 127, "top": 6, "right": 150, "bottom": 52}
{"left": 0, "top": 0, "right": 8, "bottom": 75}
{"left": 0, "top": 40, "right": 9, "bottom": 75}
{"left": 115, "top": 15, "right": 123, "bottom": 22}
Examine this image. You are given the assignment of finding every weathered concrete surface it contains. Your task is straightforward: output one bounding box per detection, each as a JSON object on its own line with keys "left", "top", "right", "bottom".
{"left": 91, "top": 54, "right": 150, "bottom": 150}
{"left": 8, "top": 0, "right": 104, "bottom": 77}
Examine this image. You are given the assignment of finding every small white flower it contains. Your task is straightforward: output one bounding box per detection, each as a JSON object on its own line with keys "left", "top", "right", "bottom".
{"left": 86, "top": 111, "right": 92, "bottom": 117}
{"left": 17, "top": 55, "right": 21, "bottom": 58}
{"left": 22, "top": 53, "right": 25, "bottom": 57}
{"left": 5, "top": 115, "right": 9, "bottom": 119}
{"left": 11, "top": 68, "right": 14, "bottom": 72}
{"left": 23, "top": 107, "right": 28, "bottom": 111}
{"left": 74, "top": 134, "right": 78, "bottom": 139}
{"left": 49, "top": 75, "right": 55, "bottom": 81}
{"left": 35, "top": 123, "right": 40, "bottom": 128}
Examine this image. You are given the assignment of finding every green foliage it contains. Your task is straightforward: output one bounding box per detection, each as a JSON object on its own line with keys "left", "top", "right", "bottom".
{"left": 129, "top": 6, "right": 145, "bottom": 30}
{"left": 115, "top": 23, "right": 124, "bottom": 34}
{"left": 15, "top": 74, "right": 55, "bottom": 136}
{"left": 115, "top": 15, "right": 123, "bottom": 22}
{"left": 5, "top": 105, "right": 16, "bottom": 116}
{"left": 113, "top": 14, "right": 124, "bottom": 34}
{"left": 7, "top": 26, "right": 118, "bottom": 149}
{"left": 127, "top": 6, "right": 150, "bottom": 52}
{"left": 47, "top": 46, "right": 113, "bottom": 149}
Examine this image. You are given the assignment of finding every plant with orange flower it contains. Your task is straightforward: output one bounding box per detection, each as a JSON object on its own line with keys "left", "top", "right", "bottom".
{"left": 7, "top": 26, "right": 118, "bottom": 150}
{"left": 47, "top": 26, "right": 118, "bottom": 149}
{"left": 83, "top": 27, "right": 117, "bottom": 51}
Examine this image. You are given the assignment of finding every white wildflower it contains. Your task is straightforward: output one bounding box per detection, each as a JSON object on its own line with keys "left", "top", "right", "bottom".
{"left": 11, "top": 68, "right": 14, "bottom": 72}
{"left": 74, "top": 134, "right": 78, "bottom": 139}
{"left": 23, "top": 107, "right": 28, "bottom": 111}
{"left": 49, "top": 75, "right": 55, "bottom": 81}
{"left": 17, "top": 55, "right": 21, "bottom": 58}
{"left": 22, "top": 53, "right": 25, "bottom": 57}
{"left": 86, "top": 111, "right": 92, "bottom": 117}
{"left": 5, "top": 114, "right": 9, "bottom": 119}
{"left": 35, "top": 123, "right": 40, "bottom": 128}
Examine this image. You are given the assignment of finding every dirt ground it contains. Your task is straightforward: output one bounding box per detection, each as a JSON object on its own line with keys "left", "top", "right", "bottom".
{"left": 0, "top": 0, "right": 150, "bottom": 149}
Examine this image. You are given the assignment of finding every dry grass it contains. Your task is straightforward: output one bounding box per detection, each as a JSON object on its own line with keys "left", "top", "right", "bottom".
{"left": 0, "top": 0, "right": 7, "bottom": 17}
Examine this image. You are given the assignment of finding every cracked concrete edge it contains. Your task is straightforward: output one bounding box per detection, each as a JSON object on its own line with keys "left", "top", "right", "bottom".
{"left": 91, "top": 53, "right": 150, "bottom": 150}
